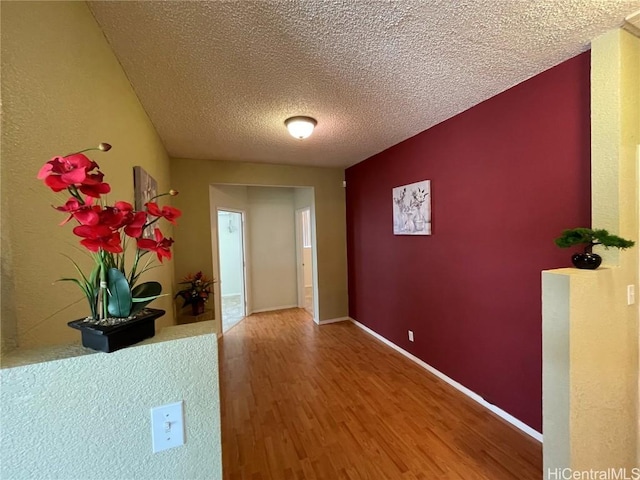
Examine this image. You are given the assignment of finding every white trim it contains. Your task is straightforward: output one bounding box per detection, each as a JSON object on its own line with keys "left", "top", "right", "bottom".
{"left": 350, "top": 318, "right": 543, "bottom": 443}
{"left": 250, "top": 304, "right": 298, "bottom": 314}
{"left": 318, "top": 317, "right": 350, "bottom": 325}
{"left": 221, "top": 293, "right": 242, "bottom": 298}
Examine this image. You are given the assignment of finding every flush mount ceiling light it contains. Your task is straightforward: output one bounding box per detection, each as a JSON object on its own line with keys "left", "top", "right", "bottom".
{"left": 285, "top": 116, "right": 317, "bottom": 139}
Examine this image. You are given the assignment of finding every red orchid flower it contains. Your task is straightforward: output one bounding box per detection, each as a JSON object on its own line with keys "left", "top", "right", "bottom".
{"left": 73, "top": 224, "right": 123, "bottom": 253}
{"left": 136, "top": 228, "right": 174, "bottom": 262}
{"left": 37, "top": 154, "right": 95, "bottom": 187}
{"left": 124, "top": 211, "right": 147, "bottom": 238}
{"left": 105, "top": 202, "right": 146, "bottom": 238}
{"left": 98, "top": 206, "right": 127, "bottom": 229}
{"left": 54, "top": 197, "right": 99, "bottom": 225}
{"left": 114, "top": 201, "right": 133, "bottom": 213}
{"left": 78, "top": 171, "right": 111, "bottom": 198}
{"left": 145, "top": 202, "right": 182, "bottom": 225}
{"left": 37, "top": 153, "right": 111, "bottom": 198}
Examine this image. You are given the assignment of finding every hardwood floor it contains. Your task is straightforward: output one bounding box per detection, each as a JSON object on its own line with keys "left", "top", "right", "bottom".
{"left": 219, "top": 309, "right": 542, "bottom": 479}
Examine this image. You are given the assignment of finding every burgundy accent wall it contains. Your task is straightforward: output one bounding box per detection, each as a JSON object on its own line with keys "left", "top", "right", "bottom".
{"left": 345, "top": 52, "right": 591, "bottom": 431}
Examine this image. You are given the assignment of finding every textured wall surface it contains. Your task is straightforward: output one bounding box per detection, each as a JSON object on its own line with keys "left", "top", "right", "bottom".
{"left": 1, "top": 322, "right": 222, "bottom": 480}
{"left": 0, "top": 1, "right": 175, "bottom": 350}
{"left": 543, "top": 28, "right": 639, "bottom": 474}
{"left": 87, "top": 1, "right": 638, "bottom": 167}
{"left": 345, "top": 53, "right": 592, "bottom": 431}
{"left": 172, "top": 159, "right": 347, "bottom": 322}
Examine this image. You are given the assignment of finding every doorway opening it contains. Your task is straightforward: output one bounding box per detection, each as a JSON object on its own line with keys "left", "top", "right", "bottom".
{"left": 296, "top": 207, "right": 314, "bottom": 318}
{"left": 217, "top": 209, "right": 246, "bottom": 332}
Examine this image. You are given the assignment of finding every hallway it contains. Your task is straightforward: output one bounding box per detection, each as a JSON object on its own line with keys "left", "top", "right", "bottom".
{"left": 219, "top": 309, "right": 541, "bottom": 479}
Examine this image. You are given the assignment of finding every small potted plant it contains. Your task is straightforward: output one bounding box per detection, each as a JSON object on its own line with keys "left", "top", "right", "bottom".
{"left": 175, "top": 271, "right": 216, "bottom": 315}
{"left": 554, "top": 227, "right": 635, "bottom": 269}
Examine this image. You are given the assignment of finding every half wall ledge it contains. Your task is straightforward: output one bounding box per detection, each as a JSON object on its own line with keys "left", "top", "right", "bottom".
{"left": 1, "top": 321, "right": 222, "bottom": 480}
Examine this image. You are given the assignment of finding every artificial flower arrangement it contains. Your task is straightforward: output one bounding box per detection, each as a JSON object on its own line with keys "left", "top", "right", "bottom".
{"left": 37, "top": 143, "right": 181, "bottom": 323}
{"left": 175, "top": 271, "right": 216, "bottom": 314}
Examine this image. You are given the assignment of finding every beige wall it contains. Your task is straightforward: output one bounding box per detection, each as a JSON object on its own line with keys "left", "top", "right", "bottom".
{"left": 542, "top": 28, "right": 639, "bottom": 474}
{"left": 1, "top": 322, "right": 221, "bottom": 480}
{"left": 294, "top": 187, "right": 314, "bottom": 211}
{"left": 0, "top": 1, "right": 176, "bottom": 351}
{"left": 247, "top": 187, "right": 297, "bottom": 312}
{"left": 171, "top": 158, "right": 347, "bottom": 322}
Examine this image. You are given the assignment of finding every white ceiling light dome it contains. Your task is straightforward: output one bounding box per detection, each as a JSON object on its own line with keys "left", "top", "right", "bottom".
{"left": 285, "top": 116, "right": 317, "bottom": 139}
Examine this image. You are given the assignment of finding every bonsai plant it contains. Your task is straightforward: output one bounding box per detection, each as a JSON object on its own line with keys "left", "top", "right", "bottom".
{"left": 554, "top": 228, "right": 635, "bottom": 269}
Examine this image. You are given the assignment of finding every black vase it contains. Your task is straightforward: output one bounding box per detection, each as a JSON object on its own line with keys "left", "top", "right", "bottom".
{"left": 571, "top": 252, "right": 602, "bottom": 270}
{"left": 191, "top": 300, "right": 205, "bottom": 316}
{"left": 68, "top": 308, "right": 165, "bottom": 353}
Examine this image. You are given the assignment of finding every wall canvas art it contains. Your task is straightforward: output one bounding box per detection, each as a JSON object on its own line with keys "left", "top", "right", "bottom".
{"left": 133, "top": 166, "right": 157, "bottom": 239}
{"left": 393, "top": 180, "right": 431, "bottom": 235}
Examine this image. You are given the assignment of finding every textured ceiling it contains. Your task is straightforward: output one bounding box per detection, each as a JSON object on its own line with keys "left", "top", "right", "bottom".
{"left": 89, "top": 0, "right": 640, "bottom": 168}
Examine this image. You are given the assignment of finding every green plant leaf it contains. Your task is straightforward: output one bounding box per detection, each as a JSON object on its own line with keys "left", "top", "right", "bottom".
{"left": 89, "top": 262, "right": 100, "bottom": 288}
{"left": 61, "top": 254, "right": 91, "bottom": 286}
{"left": 57, "top": 277, "right": 90, "bottom": 298}
{"left": 59, "top": 255, "right": 99, "bottom": 319}
{"left": 130, "top": 259, "right": 160, "bottom": 288}
{"left": 107, "top": 268, "right": 132, "bottom": 317}
{"left": 555, "top": 227, "right": 636, "bottom": 250}
{"left": 132, "top": 294, "right": 167, "bottom": 303}
{"left": 130, "top": 281, "right": 162, "bottom": 316}
{"left": 57, "top": 277, "right": 96, "bottom": 319}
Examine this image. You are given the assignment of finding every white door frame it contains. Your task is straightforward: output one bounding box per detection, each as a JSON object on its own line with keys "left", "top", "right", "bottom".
{"left": 295, "top": 207, "right": 315, "bottom": 320}
{"left": 216, "top": 208, "right": 248, "bottom": 330}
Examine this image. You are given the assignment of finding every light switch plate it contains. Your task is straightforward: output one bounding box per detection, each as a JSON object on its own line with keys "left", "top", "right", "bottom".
{"left": 151, "top": 401, "right": 185, "bottom": 453}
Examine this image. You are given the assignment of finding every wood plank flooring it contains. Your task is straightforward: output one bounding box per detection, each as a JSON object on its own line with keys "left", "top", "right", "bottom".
{"left": 219, "top": 309, "right": 542, "bottom": 479}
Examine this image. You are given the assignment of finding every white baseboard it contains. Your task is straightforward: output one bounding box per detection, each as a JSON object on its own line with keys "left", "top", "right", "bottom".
{"left": 350, "top": 318, "right": 543, "bottom": 443}
{"left": 250, "top": 304, "right": 298, "bottom": 314}
{"left": 318, "top": 317, "right": 350, "bottom": 325}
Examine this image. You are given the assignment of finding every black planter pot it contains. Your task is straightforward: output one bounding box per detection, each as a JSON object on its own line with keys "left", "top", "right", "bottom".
{"left": 68, "top": 308, "right": 165, "bottom": 353}
{"left": 571, "top": 252, "right": 602, "bottom": 270}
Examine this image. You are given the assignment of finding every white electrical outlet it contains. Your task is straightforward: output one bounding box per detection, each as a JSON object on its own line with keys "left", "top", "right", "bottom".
{"left": 151, "top": 401, "right": 185, "bottom": 453}
{"left": 408, "top": 330, "right": 414, "bottom": 342}
{"left": 627, "top": 285, "right": 635, "bottom": 305}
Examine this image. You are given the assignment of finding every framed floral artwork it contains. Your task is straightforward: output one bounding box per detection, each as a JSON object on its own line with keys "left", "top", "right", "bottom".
{"left": 133, "top": 166, "right": 157, "bottom": 239}
{"left": 392, "top": 180, "right": 431, "bottom": 235}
